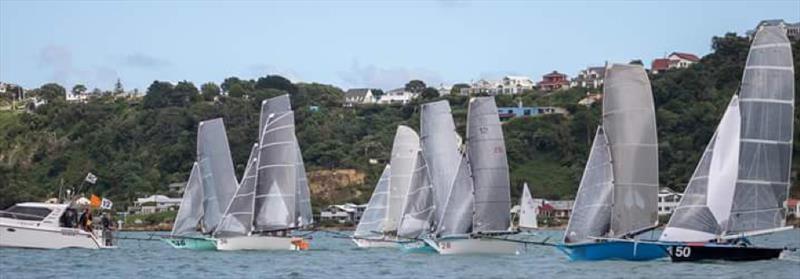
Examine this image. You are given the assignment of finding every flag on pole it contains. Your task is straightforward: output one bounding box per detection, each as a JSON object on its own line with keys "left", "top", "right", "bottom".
{"left": 100, "top": 198, "right": 113, "bottom": 210}
{"left": 90, "top": 194, "right": 101, "bottom": 208}
{"left": 85, "top": 173, "right": 98, "bottom": 184}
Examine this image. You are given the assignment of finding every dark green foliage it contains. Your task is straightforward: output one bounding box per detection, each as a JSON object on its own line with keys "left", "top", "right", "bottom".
{"left": 405, "top": 80, "right": 426, "bottom": 93}
{"left": 420, "top": 87, "right": 440, "bottom": 100}
{"left": 0, "top": 34, "right": 798, "bottom": 211}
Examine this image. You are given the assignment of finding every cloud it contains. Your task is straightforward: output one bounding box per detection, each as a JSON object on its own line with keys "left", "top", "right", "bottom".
{"left": 124, "top": 53, "right": 169, "bottom": 69}
{"left": 38, "top": 44, "right": 84, "bottom": 84}
{"left": 338, "top": 60, "right": 444, "bottom": 90}
{"left": 245, "top": 64, "right": 303, "bottom": 82}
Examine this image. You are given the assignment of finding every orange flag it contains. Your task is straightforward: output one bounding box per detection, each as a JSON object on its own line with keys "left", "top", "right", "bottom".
{"left": 90, "top": 194, "right": 101, "bottom": 208}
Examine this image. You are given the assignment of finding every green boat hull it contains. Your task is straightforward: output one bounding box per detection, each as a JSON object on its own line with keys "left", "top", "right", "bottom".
{"left": 162, "top": 236, "right": 217, "bottom": 250}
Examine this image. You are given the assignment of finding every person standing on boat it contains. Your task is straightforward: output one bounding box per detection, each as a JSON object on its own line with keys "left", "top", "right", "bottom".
{"left": 101, "top": 212, "right": 114, "bottom": 246}
{"left": 78, "top": 208, "right": 93, "bottom": 233}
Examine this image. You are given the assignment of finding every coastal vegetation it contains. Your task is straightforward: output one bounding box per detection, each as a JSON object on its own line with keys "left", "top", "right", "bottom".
{"left": 0, "top": 32, "right": 798, "bottom": 211}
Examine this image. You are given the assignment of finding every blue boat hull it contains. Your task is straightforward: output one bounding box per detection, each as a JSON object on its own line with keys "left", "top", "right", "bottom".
{"left": 400, "top": 240, "right": 437, "bottom": 254}
{"left": 558, "top": 240, "right": 667, "bottom": 261}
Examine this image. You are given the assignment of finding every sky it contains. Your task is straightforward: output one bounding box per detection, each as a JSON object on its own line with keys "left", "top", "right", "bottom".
{"left": 1, "top": 0, "right": 799, "bottom": 92}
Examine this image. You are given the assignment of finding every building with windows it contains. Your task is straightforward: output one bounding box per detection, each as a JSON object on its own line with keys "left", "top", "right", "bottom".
{"left": 658, "top": 187, "right": 683, "bottom": 216}
{"left": 459, "top": 76, "right": 535, "bottom": 95}
{"left": 497, "top": 101, "right": 567, "bottom": 121}
{"left": 377, "top": 88, "right": 417, "bottom": 105}
{"left": 651, "top": 52, "right": 700, "bottom": 74}
{"left": 344, "top": 88, "right": 376, "bottom": 107}
{"left": 129, "top": 195, "right": 182, "bottom": 214}
{"left": 571, "top": 66, "right": 606, "bottom": 89}
{"left": 319, "top": 203, "right": 367, "bottom": 224}
{"left": 537, "top": 71, "right": 570, "bottom": 92}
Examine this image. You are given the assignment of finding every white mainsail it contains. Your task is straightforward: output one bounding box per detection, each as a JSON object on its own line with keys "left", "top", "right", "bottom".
{"left": 355, "top": 165, "right": 392, "bottom": 238}
{"left": 518, "top": 183, "right": 538, "bottom": 230}
{"left": 467, "top": 97, "right": 511, "bottom": 233}
{"left": 215, "top": 143, "right": 259, "bottom": 237}
{"left": 197, "top": 118, "right": 239, "bottom": 233}
{"left": 254, "top": 95, "right": 298, "bottom": 231}
{"left": 420, "top": 100, "right": 462, "bottom": 231}
{"left": 727, "top": 25, "right": 794, "bottom": 234}
{"left": 602, "top": 63, "right": 659, "bottom": 237}
{"left": 171, "top": 163, "right": 205, "bottom": 236}
{"left": 564, "top": 127, "right": 614, "bottom": 243}
{"left": 397, "top": 150, "right": 434, "bottom": 239}
{"left": 384, "top": 126, "right": 420, "bottom": 233}
{"left": 660, "top": 97, "right": 740, "bottom": 242}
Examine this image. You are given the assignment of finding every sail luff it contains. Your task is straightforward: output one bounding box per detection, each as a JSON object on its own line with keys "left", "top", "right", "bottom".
{"left": 467, "top": 97, "right": 511, "bottom": 233}
{"left": 564, "top": 127, "right": 614, "bottom": 244}
{"left": 171, "top": 163, "right": 204, "bottom": 236}
{"left": 196, "top": 118, "right": 239, "bottom": 233}
{"left": 602, "top": 64, "right": 659, "bottom": 236}
{"left": 727, "top": 25, "right": 795, "bottom": 234}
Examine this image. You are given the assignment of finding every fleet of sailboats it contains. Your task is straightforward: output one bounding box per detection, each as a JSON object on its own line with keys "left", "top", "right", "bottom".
{"left": 658, "top": 25, "right": 795, "bottom": 262}
{"left": 42, "top": 25, "right": 790, "bottom": 262}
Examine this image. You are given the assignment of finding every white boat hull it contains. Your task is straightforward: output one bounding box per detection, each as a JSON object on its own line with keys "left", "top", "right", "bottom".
{"left": 425, "top": 237, "right": 521, "bottom": 255}
{"left": 215, "top": 235, "right": 309, "bottom": 251}
{"left": 352, "top": 237, "right": 401, "bottom": 248}
{"left": 0, "top": 223, "right": 103, "bottom": 249}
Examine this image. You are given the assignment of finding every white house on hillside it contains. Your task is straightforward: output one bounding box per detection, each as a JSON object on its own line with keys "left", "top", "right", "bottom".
{"left": 344, "top": 88, "right": 376, "bottom": 107}
{"left": 378, "top": 88, "right": 417, "bottom": 105}
{"left": 460, "top": 75, "right": 535, "bottom": 95}
{"left": 571, "top": 66, "right": 606, "bottom": 89}
{"left": 658, "top": 187, "right": 683, "bottom": 216}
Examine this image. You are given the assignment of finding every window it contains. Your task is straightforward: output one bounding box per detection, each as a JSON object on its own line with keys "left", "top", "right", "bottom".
{"left": 0, "top": 206, "right": 53, "bottom": 221}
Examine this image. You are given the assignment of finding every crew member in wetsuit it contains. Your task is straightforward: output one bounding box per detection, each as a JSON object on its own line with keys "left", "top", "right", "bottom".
{"left": 101, "top": 212, "right": 114, "bottom": 246}
{"left": 78, "top": 208, "right": 93, "bottom": 233}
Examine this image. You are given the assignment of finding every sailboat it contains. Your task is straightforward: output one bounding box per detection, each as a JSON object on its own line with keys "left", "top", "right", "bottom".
{"left": 421, "top": 98, "right": 521, "bottom": 255}
{"left": 214, "top": 94, "right": 313, "bottom": 251}
{"left": 517, "top": 183, "right": 538, "bottom": 231}
{"left": 353, "top": 126, "right": 433, "bottom": 248}
{"left": 164, "top": 118, "right": 239, "bottom": 250}
{"left": 558, "top": 64, "right": 666, "bottom": 261}
{"left": 659, "top": 25, "right": 795, "bottom": 262}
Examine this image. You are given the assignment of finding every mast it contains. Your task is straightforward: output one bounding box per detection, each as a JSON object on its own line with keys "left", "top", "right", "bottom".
{"left": 467, "top": 97, "right": 511, "bottom": 233}
{"left": 602, "top": 64, "right": 659, "bottom": 237}
{"left": 727, "top": 25, "right": 794, "bottom": 234}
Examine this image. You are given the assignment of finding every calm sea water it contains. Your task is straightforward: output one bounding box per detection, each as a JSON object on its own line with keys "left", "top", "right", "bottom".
{"left": 1, "top": 229, "right": 798, "bottom": 279}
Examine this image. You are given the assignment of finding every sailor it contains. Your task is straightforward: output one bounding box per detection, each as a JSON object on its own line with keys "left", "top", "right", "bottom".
{"left": 78, "top": 208, "right": 93, "bottom": 233}
{"left": 101, "top": 212, "right": 114, "bottom": 246}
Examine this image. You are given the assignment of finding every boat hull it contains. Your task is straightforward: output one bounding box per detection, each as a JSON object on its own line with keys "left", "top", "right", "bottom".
{"left": 665, "top": 243, "right": 783, "bottom": 262}
{"left": 162, "top": 236, "right": 217, "bottom": 250}
{"left": 559, "top": 240, "right": 667, "bottom": 261}
{"left": 400, "top": 240, "right": 437, "bottom": 253}
{"left": 424, "top": 237, "right": 521, "bottom": 255}
{"left": 352, "top": 237, "right": 401, "bottom": 248}
{"left": 215, "top": 235, "right": 309, "bottom": 251}
{"left": 0, "top": 223, "right": 103, "bottom": 249}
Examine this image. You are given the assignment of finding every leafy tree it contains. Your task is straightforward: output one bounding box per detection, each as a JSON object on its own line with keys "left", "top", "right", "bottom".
{"left": 114, "top": 79, "right": 124, "bottom": 95}
{"left": 255, "top": 75, "right": 296, "bottom": 94}
{"left": 371, "top": 89, "right": 385, "bottom": 99}
{"left": 35, "top": 83, "right": 66, "bottom": 102}
{"left": 404, "top": 80, "right": 426, "bottom": 93}
{"left": 200, "top": 82, "right": 221, "bottom": 101}
{"left": 629, "top": 59, "right": 644, "bottom": 65}
{"left": 142, "top": 81, "right": 174, "bottom": 109}
{"left": 451, "top": 83, "right": 470, "bottom": 95}
{"left": 71, "top": 84, "right": 87, "bottom": 95}
{"left": 420, "top": 87, "right": 440, "bottom": 99}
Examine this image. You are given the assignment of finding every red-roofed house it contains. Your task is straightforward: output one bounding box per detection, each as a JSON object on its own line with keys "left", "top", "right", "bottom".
{"left": 537, "top": 71, "right": 570, "bottom": 92}
{"left": 651, "top": 52, "right": 701, "bottom": 74}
